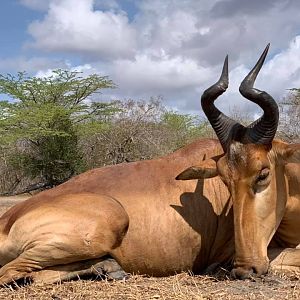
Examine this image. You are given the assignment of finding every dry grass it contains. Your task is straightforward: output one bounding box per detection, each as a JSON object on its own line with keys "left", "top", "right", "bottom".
{"left": 0, "top": 196, "right": 299, "bottom": 300}
{"left": 0, "top": 272, "right": 298, "bottom": 300}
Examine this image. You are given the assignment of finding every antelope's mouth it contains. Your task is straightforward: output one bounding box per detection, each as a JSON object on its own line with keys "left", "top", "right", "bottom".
{"left": 231, "top": 258, "right": 269, "bottom": 279}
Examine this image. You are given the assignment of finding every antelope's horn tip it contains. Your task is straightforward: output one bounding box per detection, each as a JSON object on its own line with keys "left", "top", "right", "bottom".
{"left": 263, "top": 43, "right": 270, "bottom": 56}
{"left": 224, "top": 55, "right": 228, "bottom": 67}
{"left": 219, "top": 55, "right": 229, "bottom": 85}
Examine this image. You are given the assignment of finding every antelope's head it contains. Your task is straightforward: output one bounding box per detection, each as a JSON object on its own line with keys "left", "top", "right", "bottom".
{"left": 177, "top": 45, "right": 300, "bottom": 279}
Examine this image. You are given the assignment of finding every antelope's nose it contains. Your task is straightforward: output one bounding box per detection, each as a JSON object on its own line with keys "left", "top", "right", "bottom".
{"left": 231, "top": 267, "right": 255, "bottom": 280}
{"left": 231, "top": 261, "right": 269, "bottom": 280}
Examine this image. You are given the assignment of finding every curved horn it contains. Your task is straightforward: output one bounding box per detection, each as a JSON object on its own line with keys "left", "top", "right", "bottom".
{"left": 201, "top": 56, "right": 244, "bottom": 151}
{"left": 239, "top": 44, "right": 279, "bottom": 145}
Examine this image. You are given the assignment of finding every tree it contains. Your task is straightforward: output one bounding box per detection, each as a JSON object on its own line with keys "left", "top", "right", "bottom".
{"left": 278, "top": 88, "right": 300, "bottom": 142}
{"left": 0, "top": 69, "right": 116, "bottom": 193}
{"left": 161, "top": 111, "right": 210, "bottom": 149}
{"left": 81, "top": 99, "right": 166, "bottom": 167}
{"left": 80, "top": 99, "right": 213, "bottom": 168}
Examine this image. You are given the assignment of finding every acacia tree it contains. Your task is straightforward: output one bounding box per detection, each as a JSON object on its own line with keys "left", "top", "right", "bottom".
{"left": 0, "top": 69, "right": 116, "bottom": 193}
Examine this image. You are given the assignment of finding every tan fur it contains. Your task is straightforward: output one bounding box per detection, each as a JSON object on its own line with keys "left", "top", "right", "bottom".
{"left": 178, "top": 140, "right": 300, "bottom": 278}
{"left": 0, "top": 138, "right": 299, "bottom": 284}
{"left": 0, "top": 193, "right": 129, "bottom": 284}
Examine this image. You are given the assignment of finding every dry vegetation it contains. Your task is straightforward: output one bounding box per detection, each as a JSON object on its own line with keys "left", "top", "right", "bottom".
{"left": 0, "top": 264, "right": 299, "bottom": 299}
{"left": 0, "top": 99, "right": 214, "bottom": 196}
{"left": 0, "top": 196, "right": 299, "bottom": 300}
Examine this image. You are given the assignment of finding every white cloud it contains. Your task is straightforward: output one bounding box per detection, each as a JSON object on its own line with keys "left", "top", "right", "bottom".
{"left": 19, "top": 0, "right": 300, "bottom": 116}
{"left": 35, "top": 68, "right": 56, "bottom": 78}
{"left": 41, "top": 35, "right": 300, "bottom": 117}
{"left": 259, "top": 36, "right": 300, "bottom": 93}
{"left": 27, "top": 0, "right": 137, "bottom": 60}
{"left": 25, "top": 0, "right": 300, "bottom": 67}
{"left": 93, "top": 53, "right": 217, "bottom": 112}
{"left": 199, "top": 27, "right": 210, "bottom": 35}
{"left": 35, "top": 63, "right": 99, "bottom": 78}
{"left": 212, "top": 36, "right": 300, "bottom": 118}
{"left": 135, "top": 10, "right": 202, "bottom": 57}
{"left": 111, "top": 54, "right": 212, "bottom": 92}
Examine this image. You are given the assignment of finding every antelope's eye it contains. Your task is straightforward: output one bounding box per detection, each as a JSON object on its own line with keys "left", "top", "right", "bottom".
{"left": 256, "top": 168, "right": 270, "bottom": 185}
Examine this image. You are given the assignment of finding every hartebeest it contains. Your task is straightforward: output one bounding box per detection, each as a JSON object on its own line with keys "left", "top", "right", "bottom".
{"left": 0, "top": 45, "right": 299, "bottom": 285}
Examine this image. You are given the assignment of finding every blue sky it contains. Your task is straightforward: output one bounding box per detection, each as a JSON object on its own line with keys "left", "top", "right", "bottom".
{"left": 0, "top": 2, "right": 39, "bottom": 57}
{"left": 1, "top": 0, "right": 300, "bottom": 117}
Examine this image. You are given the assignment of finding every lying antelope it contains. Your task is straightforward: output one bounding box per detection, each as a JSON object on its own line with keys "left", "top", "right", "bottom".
{"left": 0, "top": 45, "right": 299, "bottom": 285}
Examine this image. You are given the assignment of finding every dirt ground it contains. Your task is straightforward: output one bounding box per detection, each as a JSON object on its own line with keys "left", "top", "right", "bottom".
{"left": 0, "top": 195, "right": 299, "bottom": 300}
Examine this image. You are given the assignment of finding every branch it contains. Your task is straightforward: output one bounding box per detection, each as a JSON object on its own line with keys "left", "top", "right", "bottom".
{"left": 26, "top": 86, "right": 37, "bottom": 103}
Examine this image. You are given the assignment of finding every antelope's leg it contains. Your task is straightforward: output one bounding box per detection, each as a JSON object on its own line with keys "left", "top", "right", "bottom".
{"left": 31, "top": 257, "right": 128, "bottom": 285}
{"left": 0, "top": 193, "right": 130, "bottom": 286}
{"left": 0, "top": 255, "right": 128, "bottom": 286}
{"left": 0, "top": 255, "right": 43, "bottom": 285}
{"left": 268, "top": 247, "right": 300, "bottom": 273}
{"left": 93, "top": 257, "right": 128, "bottom": 280}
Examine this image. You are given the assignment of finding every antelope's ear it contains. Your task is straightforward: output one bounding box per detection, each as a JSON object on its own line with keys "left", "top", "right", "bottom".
{"left": 175, "top": 158, "right": 218, "bottom": 180}
{"left": 279, "top": 143, "right": 300, "bottom": 163}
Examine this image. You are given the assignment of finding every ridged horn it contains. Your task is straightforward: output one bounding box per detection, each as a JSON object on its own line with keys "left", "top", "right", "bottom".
{"left": 201, "top": 56, "right": 244, "bottom": 151}
{"left": 239, "top": 44, "right": 279, "bottom": 145}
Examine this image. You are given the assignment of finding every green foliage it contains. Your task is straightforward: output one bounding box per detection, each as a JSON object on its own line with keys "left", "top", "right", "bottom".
{"left": 162, "top": 112, "right": 196, "bottom": 130}
{"left": 162, "top": 111, "right": 210, "bottom": 149}
{"left": 0, "top": 69, "right": 115, "bottom": 188}
{"left": 0, "top": 72, "right": 215, "bottom": 194}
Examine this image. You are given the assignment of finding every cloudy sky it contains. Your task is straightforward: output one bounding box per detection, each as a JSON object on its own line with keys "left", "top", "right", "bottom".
{"left": 1, "top": 0, "right": 300, "bottom": 117}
